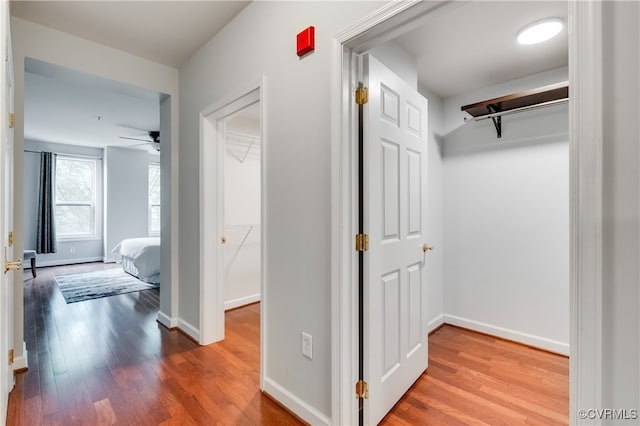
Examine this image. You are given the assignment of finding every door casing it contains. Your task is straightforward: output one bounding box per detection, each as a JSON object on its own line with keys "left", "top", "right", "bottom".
{"left": 0, "top": 2, "right": 15, "bottom": 422}
{"left": 330, "top": 1, "right": 604, "bottom": 424}
{"left": 198, "top": 80, "right": 266, "bottom": 389}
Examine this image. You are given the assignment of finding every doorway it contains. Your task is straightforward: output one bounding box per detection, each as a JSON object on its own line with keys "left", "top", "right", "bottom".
{"left": 222, "top": 102, "right": 261, "bottom": 312}
{"left": 16, "top": 58, "right": 175, "bottom": 373}
{"left": 331, "top": 1, "right": 603, "bottom": 425}
{"left": 199, "top": 84, "right": 265, "bottom": 394}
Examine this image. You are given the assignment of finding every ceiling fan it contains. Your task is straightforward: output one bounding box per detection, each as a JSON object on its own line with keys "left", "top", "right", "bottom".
{"left": 119, "top": 130, "right": 160, "bottom": 151}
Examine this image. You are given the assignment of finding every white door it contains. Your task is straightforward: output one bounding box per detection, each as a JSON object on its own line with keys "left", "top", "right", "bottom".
{"left": 363, "top": 54, "right": 429, "bottom": 425}
{"left": 0, "top": 4, "right": 15, "bottom": 423}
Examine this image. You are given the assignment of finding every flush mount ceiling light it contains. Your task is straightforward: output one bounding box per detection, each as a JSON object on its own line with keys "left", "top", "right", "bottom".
{"left": 517, "top": 18, "right": 564, "bottom": 45}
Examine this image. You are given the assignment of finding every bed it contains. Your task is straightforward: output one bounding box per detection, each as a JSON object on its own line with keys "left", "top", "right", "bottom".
{"left": 111, "top": 237, "right": 161, "bottom": 284}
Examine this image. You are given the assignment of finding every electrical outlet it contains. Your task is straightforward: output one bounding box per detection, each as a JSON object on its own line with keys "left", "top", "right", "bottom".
{"left": 301, "top": 332, "right": 313, "bottom": 359}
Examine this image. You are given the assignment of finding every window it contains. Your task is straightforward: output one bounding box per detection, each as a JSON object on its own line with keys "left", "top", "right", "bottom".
{"left": 149, "top": 163, "right": 161, "bottom": 235}
{"left": 55, "top": 156, "right": 97, "bottom": 239}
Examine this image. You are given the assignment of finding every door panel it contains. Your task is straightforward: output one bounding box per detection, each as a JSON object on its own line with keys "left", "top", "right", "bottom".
{"left": 363, "top": 54, "right": 429, "bottom": 425}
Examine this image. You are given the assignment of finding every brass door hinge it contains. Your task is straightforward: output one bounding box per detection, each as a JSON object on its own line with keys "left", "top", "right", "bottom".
{"left": 355, "top": 380, "right": 368, "bottom": 399}
{"left": 355, "top": 87, "right": 368, "bottom": 105}
{"left": 355, "top": 234, "right": 368, "bottom": 252}
{"left": 8, "top": 113, "right": 15, "bottom": 129}
{"left": 8, "top": 231, "right": 13, "bottom": 247}
{"left": 8, "top": 349, "right": 13, "bottom": 365}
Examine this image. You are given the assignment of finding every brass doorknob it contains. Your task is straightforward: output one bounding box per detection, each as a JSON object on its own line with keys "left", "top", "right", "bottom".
{"left": 422, "top": 244, "right": 433, "bottom": 253}
{"left": 4, "top": 259, "right": 22, "bottom": 273}
{"left": 220, "top": 236, "right": 227, "bottom": 244}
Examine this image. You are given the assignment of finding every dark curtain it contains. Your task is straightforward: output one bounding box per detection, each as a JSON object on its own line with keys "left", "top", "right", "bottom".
{"left": 36, "top": 152, "right": 56, "bottom": 254}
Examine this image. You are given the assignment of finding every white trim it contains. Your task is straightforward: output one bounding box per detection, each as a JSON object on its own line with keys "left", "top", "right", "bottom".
{"left": 258, "top": 85, "right": 267, "bottom": 391}
{"left": 29, "top": 257, "right": 104, "bottom": 268}
{"left": 263, "top": 377, "right": 331, "bottom": 426}
{"left": 427, "top": 314, "right": 445, "bottom": 334}
{"left": 443, "top": 314, "right": 569, "bottom": 356}
{"left": 225, "top": 293, "right": 260, "bottom": 311}
{"left": 12, "top": 342, "right": 27, "bottom": 371}
{"left": 199, "top": 78, "right": 267, "bottom": 392}
{"left": 177, "top": 318, "right": 200, "bottom": 343}
{"left": 156, "top": 310, "right": 178, "bottom": 329}
{"left": 569, "top": 2, "right": 603, "bottom": 424}
{"left": 199, "top": 80, "right": 261, "bottom": 346}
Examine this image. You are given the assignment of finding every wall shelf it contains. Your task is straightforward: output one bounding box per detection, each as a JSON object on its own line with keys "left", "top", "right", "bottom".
{"left": 461, "top": 81, "right": 569, "bottom": 138}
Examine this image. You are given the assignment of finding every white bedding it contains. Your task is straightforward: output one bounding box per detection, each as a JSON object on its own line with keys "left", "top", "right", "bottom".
{"left": 111, "top": 237, "right": 160, "bottom": 284}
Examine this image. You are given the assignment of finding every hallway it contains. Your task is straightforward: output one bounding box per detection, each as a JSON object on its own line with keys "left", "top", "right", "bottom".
{"left": 8, "top": 263, "right": 298, "bottom": 425}
{"left": 7, "top": 263, "right": 568, "bottom": 425}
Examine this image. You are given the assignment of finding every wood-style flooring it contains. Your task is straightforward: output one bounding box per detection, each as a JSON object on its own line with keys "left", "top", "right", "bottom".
{"left": 8, "top": 263, "right": 568, "bottom": 425}
{"left": 381, "top": 326, "right": 569, "bottom": 425}
{"left": 8, "top": 263, "right": 299, "bottom": 425}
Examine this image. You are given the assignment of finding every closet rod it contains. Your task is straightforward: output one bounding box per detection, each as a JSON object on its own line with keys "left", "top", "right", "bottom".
{"left": 463, "top": 97, "right": 568, "bottom": 122}
{"left": 24, "top": 149, "right": 102, "bottom": 160}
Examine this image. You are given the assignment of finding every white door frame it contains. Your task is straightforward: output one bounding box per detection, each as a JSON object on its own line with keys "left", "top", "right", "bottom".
{"left": 198, "top": 79, "right": 266, "bottom": 386}
{"left": 0, "top": 2, "right": 14, "bottom": 423}
{"left": 330, "top": 1, "right": 603, "bottom": 425}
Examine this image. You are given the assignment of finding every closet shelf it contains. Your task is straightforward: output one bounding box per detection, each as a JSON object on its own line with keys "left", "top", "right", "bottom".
{"left": 461, "top": 81, "right": 569, "bottom": 138}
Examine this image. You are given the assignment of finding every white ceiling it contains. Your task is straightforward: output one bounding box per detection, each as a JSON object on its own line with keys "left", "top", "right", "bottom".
{"left": 393, "top": 1, "right": 568, "bottom": 98}
{"left": 10, "top": 1, "right": 250, "bottom": 68}
{"left": 25, "top": 58, "right": 161, "bottom": 150}
{"left": 16, "top": 1, "right": 567, "bottom": 152}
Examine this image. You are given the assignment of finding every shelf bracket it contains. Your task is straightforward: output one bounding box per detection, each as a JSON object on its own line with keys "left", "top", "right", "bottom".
{"left": 487, "top": 104, "right": 502, "bottom": 138}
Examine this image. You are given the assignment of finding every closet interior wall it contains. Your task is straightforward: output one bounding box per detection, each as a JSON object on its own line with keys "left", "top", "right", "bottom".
{"left": 223, "top": 129, "right": 261, "bottom": 310}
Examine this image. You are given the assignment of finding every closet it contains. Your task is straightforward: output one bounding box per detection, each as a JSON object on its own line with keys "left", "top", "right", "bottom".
{"left": 223, "top": 107, "right": 261, "bottom": 310}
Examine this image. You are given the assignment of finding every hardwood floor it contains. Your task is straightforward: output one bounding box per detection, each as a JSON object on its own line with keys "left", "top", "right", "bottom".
{"left": 8, "top": 263, "right": 568, "bottom": 425}
{"left": 381, "top": 325, "right": 569, "bottom": 425}
{"left": 8, "top": 263, "right": 300, "bottom": 425}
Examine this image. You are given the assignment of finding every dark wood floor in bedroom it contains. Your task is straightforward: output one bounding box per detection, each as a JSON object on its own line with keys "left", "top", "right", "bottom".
{"left": 8, "top": 263, "right": 568, "bottom": 425}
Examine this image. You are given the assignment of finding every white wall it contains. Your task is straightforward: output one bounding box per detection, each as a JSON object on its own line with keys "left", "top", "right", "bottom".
{"left": 178, "top": 2, "right": 383, "bottom": 423}
{"left": 103, "top": 146, "right": 149, "bottom": 262}
{"left": 442, "top": 68, "right": 569, "bottom": 354}
{"left": 419, "top": 85, "right": 445, "bottom": 332}
{"left": 23, "top": 140, "right": 103, "bottom": 266}
{"left": 11, "top": 16, "right": 179, "bottom": 366}
{"left": 601, "top": 0, "right": 640, "bottom": 416}
{"left": 368, "top": 41, "right": 418, "bottom": 89}
{"left": 224, "top": 142, "right": 261, "bottom": 309}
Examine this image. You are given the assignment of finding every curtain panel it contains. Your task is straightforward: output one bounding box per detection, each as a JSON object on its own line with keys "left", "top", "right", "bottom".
{"left": 36, "top": 152, "right": 56, "bottom": 254}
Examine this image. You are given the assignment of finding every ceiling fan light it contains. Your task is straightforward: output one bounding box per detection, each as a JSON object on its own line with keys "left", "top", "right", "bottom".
{"left": 517, "top": 18, "right": 563, "bottom": 45}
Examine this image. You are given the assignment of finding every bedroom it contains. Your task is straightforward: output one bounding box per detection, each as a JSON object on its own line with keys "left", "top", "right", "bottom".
{"left": 22, "top": 57, "right": 163, "bottom": 299}
{"left": 21, "top": 56, "right": 262, "bottom": 311}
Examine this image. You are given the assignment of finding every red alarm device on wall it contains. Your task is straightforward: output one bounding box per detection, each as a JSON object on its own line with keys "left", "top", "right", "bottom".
{"left": 297, "top": 26, "right": 315, "bottom": 57}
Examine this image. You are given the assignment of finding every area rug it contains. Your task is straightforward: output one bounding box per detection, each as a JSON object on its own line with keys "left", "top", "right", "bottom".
{"left": 54, "top": 268, "right": 159, "bottom": 303}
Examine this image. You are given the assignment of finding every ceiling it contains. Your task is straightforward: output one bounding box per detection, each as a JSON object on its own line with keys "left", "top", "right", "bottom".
{"left": 11, "top": 1, "right": 250, "bottom": 68}
{"left": 15, "top": 1, "right": 567, "bottom": 151}
{"left": 25, "top": 58, "right": 161, "bottom": 151}
{"left": 393, "top": 1, "right": 568, "bottom": 98}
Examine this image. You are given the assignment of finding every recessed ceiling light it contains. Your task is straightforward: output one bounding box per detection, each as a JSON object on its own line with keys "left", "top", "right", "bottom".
{"left": 517, "top": 18, "right": 564, "bottom": 45}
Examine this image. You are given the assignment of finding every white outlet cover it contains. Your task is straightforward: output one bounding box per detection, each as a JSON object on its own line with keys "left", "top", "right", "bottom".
{"left": 301, "top": 332, "right": 312, "bottom": 359}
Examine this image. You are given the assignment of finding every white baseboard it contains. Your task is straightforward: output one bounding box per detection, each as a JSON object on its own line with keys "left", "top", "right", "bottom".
{"left": 102, "top": 257, "right": 117, "bottom": 264}
{"left": 29, "top": 257, "right": 104, "bottom": 268}
{"left": 263, "top": 377, "right": 331, "bottom": 426}
{"left": 427, "top": 314, "right": 445, "bottom": 333}
{"left": 225, "top": 293, "right": 260, "bottom": 311}
{"left": 12, "top": 342, "right": 28, "bottom": 371}
{"left": 157, "top": 310, "right": 178, "bottom": 329}
{"left": 443, "top": 314, "right": 570, "bottom": 356}
{"left": 177, "top": 318, "right": 200, "bottom": 343}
